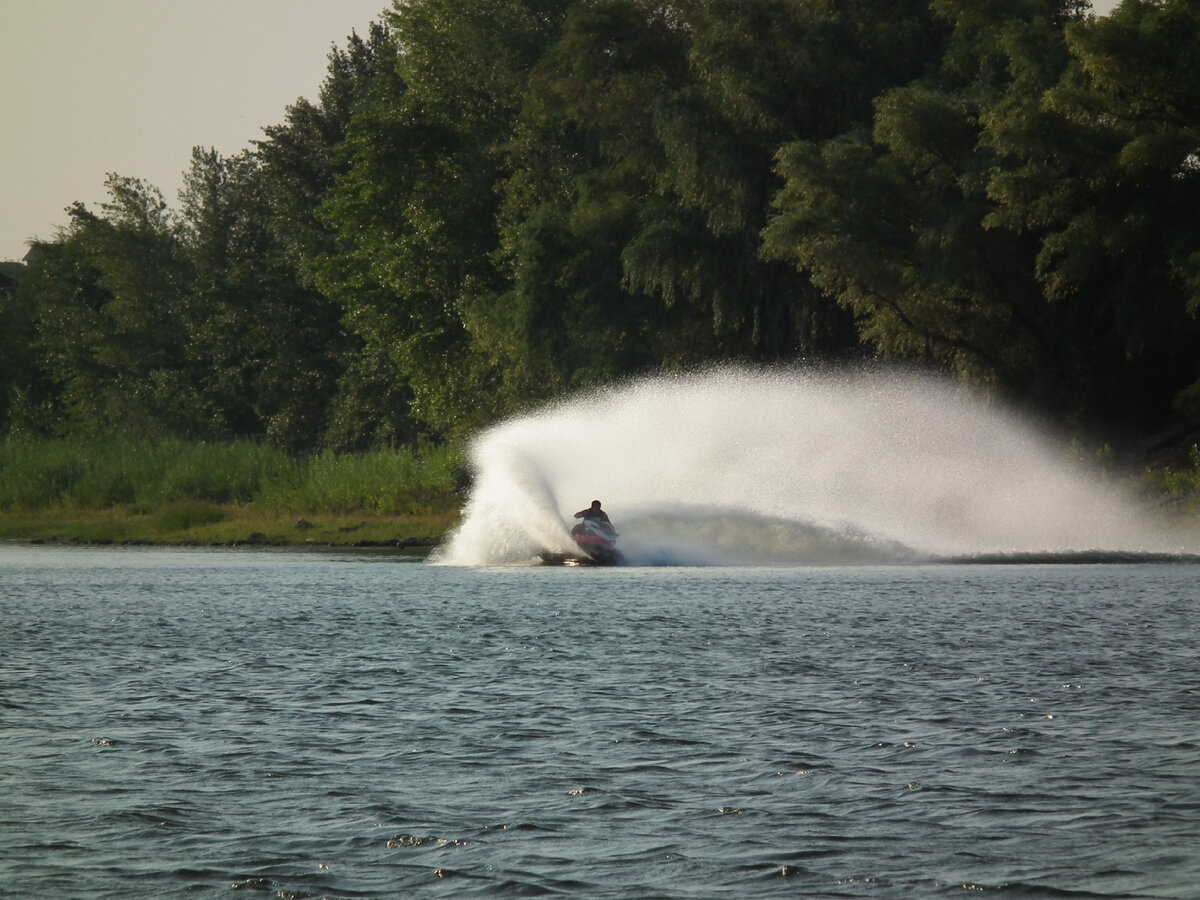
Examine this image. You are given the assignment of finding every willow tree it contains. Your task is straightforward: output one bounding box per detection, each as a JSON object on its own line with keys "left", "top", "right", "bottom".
{"left": 985, "top": 0, "right": 1200, "bottom": 427}
{"left": 764, "top": 0, "right": 1200, "bottom": 435}
{"left": 763, "top": 0, "right": 1104, "bottom": 419}
{"left": 489, "top": 0, "right": 944, "bottom": 402}
{"left": 627, "top": 0, "right": 944, "bottom": 361}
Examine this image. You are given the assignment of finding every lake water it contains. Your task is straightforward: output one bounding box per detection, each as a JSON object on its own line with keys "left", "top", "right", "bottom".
{"left": 2, "top": 545, "right": 1198, "bottom": 898}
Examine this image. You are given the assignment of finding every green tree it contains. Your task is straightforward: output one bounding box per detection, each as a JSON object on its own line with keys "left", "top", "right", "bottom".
{"left": 178, "top": 146, "right": 355, "bottom": 451}
{"left": 26, "top": 178, "right": 203, "bottom": 439}
{"left": 763, "top": 0, "right": 1099, "bottom": 415}
{"left": 317, "top": 0, "right": 569, "bottom": 436}
{"left": 488, "top": 0, "right": 945, "bottom": 407}
{"left": 985, "top": 0, "right": 1200, "bottom": 426}
{"left": 257, "top": 23, "right": 398, "bottom": 283}
{"left": 634, "top": 0, "right": 944, "bottom": 360}
{"left": 484, "top": 0, "right": 694, "bottom": 402}
{"left": 0, "top": 261, "right": 52, "bottom": 436}
{"left": 764, "top": 0, "right": 1200, "bottom": 436}
{"left": 255, "top": 22, "right": 423, "bottom": 450}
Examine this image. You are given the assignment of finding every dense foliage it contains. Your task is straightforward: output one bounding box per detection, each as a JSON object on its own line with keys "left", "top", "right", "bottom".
{"left": 3, "top": 0, "right": 1198, "bottom": 453}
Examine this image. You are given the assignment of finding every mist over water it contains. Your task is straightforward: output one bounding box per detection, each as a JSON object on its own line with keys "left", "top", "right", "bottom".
{"left": 437, "top": 368, "right": 1188, "bottom": 566}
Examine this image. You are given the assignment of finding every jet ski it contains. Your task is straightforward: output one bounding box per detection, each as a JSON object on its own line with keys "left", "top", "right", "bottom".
{"left": 542, "top": 518, "right": 624, "bottom": 566}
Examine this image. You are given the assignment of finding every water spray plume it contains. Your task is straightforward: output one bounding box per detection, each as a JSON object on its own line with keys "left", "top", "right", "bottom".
{"left": 436, "top": 368, "right": 1190, "bottom": 566}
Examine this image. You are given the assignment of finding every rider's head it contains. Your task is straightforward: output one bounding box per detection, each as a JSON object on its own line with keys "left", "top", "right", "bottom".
{"left": 591, "top": 500, "right": 602, "bottom": 509}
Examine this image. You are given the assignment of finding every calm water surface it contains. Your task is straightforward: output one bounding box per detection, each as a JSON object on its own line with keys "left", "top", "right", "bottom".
{"left": 1, "top": 546, "right": 1197, "bottom": 898}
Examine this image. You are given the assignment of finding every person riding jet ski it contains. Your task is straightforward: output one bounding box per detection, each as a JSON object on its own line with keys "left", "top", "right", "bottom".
{"left": 539, "top": 500, "right": 621, "bottom": 565}
{"left": 572, "top": 500, "right": 613, "bottom": 533}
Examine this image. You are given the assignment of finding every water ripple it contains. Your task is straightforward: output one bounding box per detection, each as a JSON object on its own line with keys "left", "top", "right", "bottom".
{"left": 1, "top": 549, "right": 1198, "bottom": 897}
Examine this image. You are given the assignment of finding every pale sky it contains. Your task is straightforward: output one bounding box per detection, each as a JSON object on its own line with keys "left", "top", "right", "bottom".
{"left": 1, "top": 0, "right": 1121, "bottom": 263}
{"left": 1, "top": 0, "right": 389, "bottom": 261}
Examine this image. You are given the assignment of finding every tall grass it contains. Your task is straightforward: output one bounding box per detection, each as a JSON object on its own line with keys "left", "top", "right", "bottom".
{"left": 0, "top": 437, "right": 463, "bottom": 514}
{"left": 1139, "top": 444, "right": 1200, "bottom": 510}
{"left": 0, "top": 438, "right": 92, "bottom": 508}
{"left": 139, "top": 441, "right": 293, "bottom": 504}
{"left": 256, "top": 443, "right": 461, "bottom": 515}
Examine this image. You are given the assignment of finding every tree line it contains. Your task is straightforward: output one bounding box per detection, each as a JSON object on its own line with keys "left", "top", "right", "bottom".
{"left": 2, "top": 0, "right": 1197, "bottom": 455}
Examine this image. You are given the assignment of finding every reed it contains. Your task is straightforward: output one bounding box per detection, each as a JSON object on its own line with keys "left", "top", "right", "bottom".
{"left": 1138, "top": 444, "right": 1200, "bottom": 511}
{"left": 0, "top": 437, "right": 464, "bottom": 517}
{"left": 0, "top": 505, "right": 458, "bottom": 546}
{"left": 0, "top": 437, "right": 289, "bottom": 508}
{"left": 0, "top": 438, "right": 90, "bottom": 508}
{"left": 139, "top": 440, "right": 293, "bottom": 505}
{"left": 256, "top": 443, "right": 462, "bottom": 515}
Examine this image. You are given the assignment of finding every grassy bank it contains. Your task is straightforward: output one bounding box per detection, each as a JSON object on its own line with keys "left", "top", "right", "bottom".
{"left": 5, "top": 436, "right": 1200, "bottom": 548}
{"left": 0, "top": 438, "right": 463, "bottom": 547}
{"left": 0, "top": 505, "right": 458, "bottom": 548}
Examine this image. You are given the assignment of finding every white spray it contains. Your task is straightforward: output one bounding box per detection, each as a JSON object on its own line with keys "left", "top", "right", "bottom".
{"left": 435, "top": 368, "right": 1189, "bottom": 565}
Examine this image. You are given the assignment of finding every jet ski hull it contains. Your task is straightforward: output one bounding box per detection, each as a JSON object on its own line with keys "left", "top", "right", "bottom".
{"left": 542, "top": 519, "right": 624, "bottom": 566}
{"left": 539, "top": 549, "right": 623, "bottom": 566}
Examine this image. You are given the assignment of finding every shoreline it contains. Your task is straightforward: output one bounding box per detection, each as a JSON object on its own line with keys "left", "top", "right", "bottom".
{"left": 2, "top": 536, "right": 441, "bottom": 551}
{"left": 4, "top": 487, "right": 1198, "bottom": 555}
{"left": 0, "top": 505, "right": 459, "bottom": 550}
